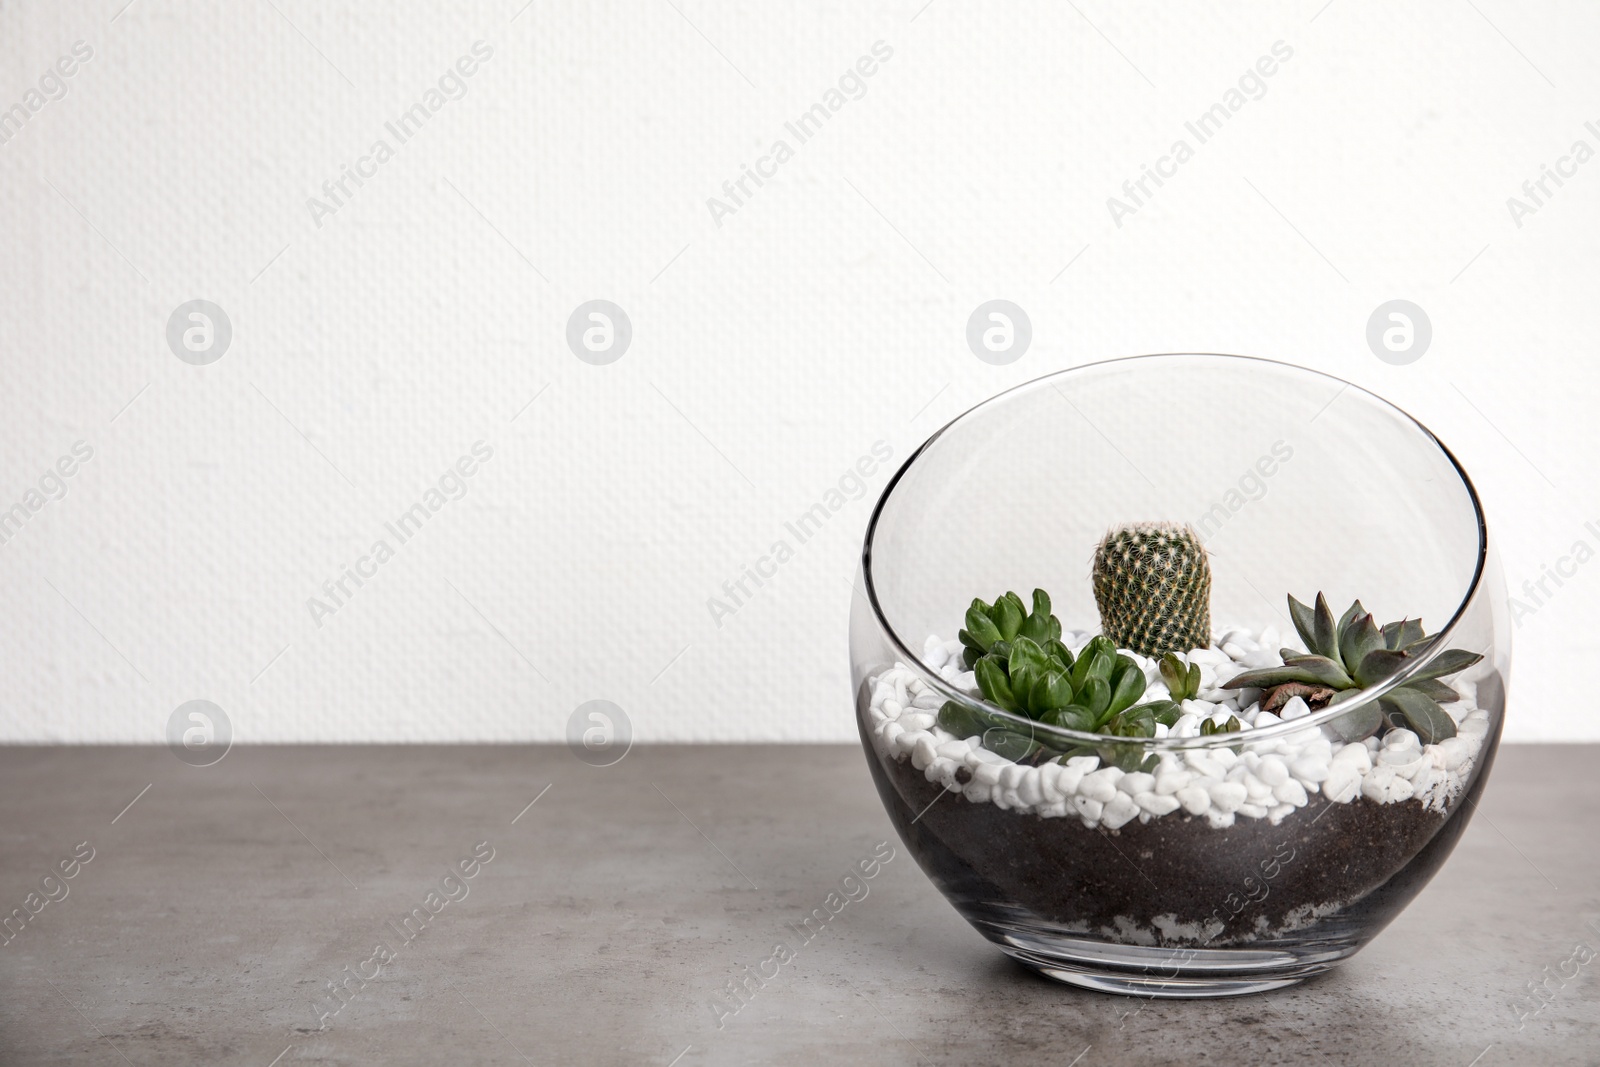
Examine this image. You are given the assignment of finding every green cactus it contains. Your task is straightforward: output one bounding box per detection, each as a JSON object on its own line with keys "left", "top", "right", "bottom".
{"left": 1092, "top": 522, "right": 1213, "bottom": 658}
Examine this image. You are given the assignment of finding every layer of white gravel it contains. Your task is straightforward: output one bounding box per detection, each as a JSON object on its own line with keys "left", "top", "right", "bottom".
{"left": 865, "top": 626, "right": 1491, "bottom": 831}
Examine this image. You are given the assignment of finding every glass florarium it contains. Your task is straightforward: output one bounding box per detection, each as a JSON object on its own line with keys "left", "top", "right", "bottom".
{"left": 850, "top": 355, "right": 1509, "bottom": 997}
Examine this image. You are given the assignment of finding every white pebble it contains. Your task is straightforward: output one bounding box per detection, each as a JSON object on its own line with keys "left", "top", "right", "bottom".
{"left": 1065, "top": 755, "right": 1100, "bottom": 772}
{"left": 1056, "top": 764, "right": 1087, "bottom": 795}
{"left": 1268, "top": 803, "right": 1296, "bottom": 824}
{"left": 923, "top": 637, "right": 949, "bottom": 669}
{"left": 1459, "top": 718, "right": 1489, "bottom": 740}
{"left": 1323, "top": 765, "right": 1361, "bottom": 803}
{"left": 1273, "top": 779, "right": 1308, "bottom": 806}
{"left": 1072, "top": 796, "right": 1104, "bottom": 821}
{"left": 1435, "top": 737, "right": 1470, "bottom": 772}
{"left": 1154, "top": 768, "right": 1190, "bottom": 795}
{"left": 909, "top": 734, "right": 937, "bottom": 770}
{"left": 963, "top": 781, "right": 992, "bottom": 804}
{"left": 999, "top": 764, "right": 1027, "bottom": 790}
{"left": 937, "top": 740, "right": 973, "bottom": 760}
{"left": 881, "top": 722, "right": 905, "bottom": 751}
{"left": 1236, "top": 802, "right": 1267, "bottom": 819}
{"left": 1135, "top": 792, "right": 1181, "bottom": 816}
{"left": 1016, "top": 771, "right": 1044, "bottom": 808}
{"left": 1038, "top": 761, "right": 1063, "bottom": 800}
{"left": 1379, "top": 747, "right": 1426, "bottom": 775}
{"left": 1209, "top": 782, "right": 1248, "bottom": 813}
{"left": 1257, "top": 756, "right": 1289, "bottom": 787}
{"left": 1280, "top": 696, "right": 1311, "bottom": 720}
{"left": 1118, "top": 772, "right": 1156, "bottom": 796}
{"left": 1384, "top": 728, "right": 1420, "bottom": 752}
{"left": 1080, "top": 768, "right": 1122, "bottom": 803}
{"left": 1206, "top": 809, "right": 1236, "bottom": 829}
{"left": 974, "top": 762, "right": 1003, "bottom": 786}
{"left": 1177, "top": 786, "right": 1211, "bottom": 815}
{"left": 1290, "top": 755, "right": 1331, "bottom": 783}
{"left": 1332, "top": 743, "right": 1372, "bottom": 772}
{"left": 900, "top": 712, "right": 935, "bottom": 732}
{"left": 1101, "top": 793, "right": 1140, "bottom": 830}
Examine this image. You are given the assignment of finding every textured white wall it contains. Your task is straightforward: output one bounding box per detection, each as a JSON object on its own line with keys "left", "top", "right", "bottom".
{"left": 0, "top": 0, "right": 1594, "bottom": 743}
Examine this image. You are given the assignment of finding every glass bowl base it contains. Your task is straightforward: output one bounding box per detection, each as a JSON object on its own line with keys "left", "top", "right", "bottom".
{"left": 982, "top": 922, "right": 1355, "bottom": 999}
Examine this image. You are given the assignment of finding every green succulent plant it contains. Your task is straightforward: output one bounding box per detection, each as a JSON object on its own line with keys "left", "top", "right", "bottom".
{"left": 941, "top": 590, "right": 1181, "bottom": 771}
{"left": 1221, "top": 592, "right": 1483, "bottom": 744}
{"left": 1158, "top": 651, "right": 1203, "bottom": 702}
{"left": 1092, "top": 523, "right": 1212, "bottom": 658}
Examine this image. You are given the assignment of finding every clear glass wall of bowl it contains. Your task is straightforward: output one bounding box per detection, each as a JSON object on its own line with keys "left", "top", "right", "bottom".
{"left": 851, "top": 355, "right": 1509, "bottom": 997}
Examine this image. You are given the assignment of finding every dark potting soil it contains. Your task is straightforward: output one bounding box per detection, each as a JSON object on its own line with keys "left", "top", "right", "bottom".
{"left": 870, "top": 744, "right": 1485, "bottom": 947}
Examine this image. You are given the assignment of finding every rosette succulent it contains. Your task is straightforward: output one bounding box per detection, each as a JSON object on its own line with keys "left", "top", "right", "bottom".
{"left": 941, "top": 590, "right": 1181, "bottom": 770}
{"left": 1222, "top": 592, "right": 1483, "bottom": 744}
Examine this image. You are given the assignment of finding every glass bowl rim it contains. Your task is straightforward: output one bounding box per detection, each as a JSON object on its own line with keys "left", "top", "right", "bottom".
{"left": 859, "top": 353, "right": 1490, "bottom": 750}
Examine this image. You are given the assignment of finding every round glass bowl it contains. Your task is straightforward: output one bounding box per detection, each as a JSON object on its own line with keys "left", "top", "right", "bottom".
{"left": 850, "top": 355, "right": 1509, "bottom": 998}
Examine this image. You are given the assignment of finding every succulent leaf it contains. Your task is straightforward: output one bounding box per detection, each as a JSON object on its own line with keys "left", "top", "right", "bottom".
{"left": 1311, "top": 592, "right": 1340, "bottom": 662}
{"left": 1336, "top": 599, "right": 1367, "bottom": 637}
{"left": 1327, "top": 699, "right": 1383, "bottom": 742}
{"left": 1353, "top": 648, "right": 1409, "bottom": 688}
{"left": 1382, "top": 618, "right": 1426, "bottom": 651}
{"left": 1040, "top": 704, "right": 1096, "bottom": 732}
{"left": 1380, "top": 687, "right": 1458, "bottom": 743}
{"left": 1199, "top": 715, "right": 1242, "bottom": 736}
{"left": 938, "top": 700, "right": 991, "bottom": 740}
{"left": 1008, "top": 636, "right": 1049, "bottom": 678}
{"left": 1338, "top": 612, "right": 1386, "bottom": 676}
{"left": 983, "top": 729, "right": 1039, "bottom": 762}
{"left": 1405, "top": 677, "right": 1460, "bottom": 703}
{"left": 1278, "top": 652, "right": 1356, "bottom": 688}
{"left": 975, "top": 657, "right": 1017, "bottom": 712}
{"left": 1081, "top": 677, "right": 1112, "bottom": 721}
{"left": 1044, "top": 639, "right": 1075, "bottom": 673}
{"left": 1158, "top": 652, "right": 1202, "bottom": 702}
{"left": 1136, "top": 700, "right": 1184, "bottom": 726}
{"left": 965, "top": 601, "right": 1001, "bottom": 648}
{"left": 1288, "top": 595, "right": 1319, "bottom": 654}
{"left": 1107, "top": 668, "right": 1146, "bottom": 717}
{"left": 1032, "top": 670, "right": 1074, "bottom": 714}
{"left": 1223, "top": 665, "right": 1327, "bottom": 690}
{"left": 1407, "top": 648, "right": 1484, "bottom": 682}
{"left": 992, "top": 595, "right": 1024, "bottom": 643}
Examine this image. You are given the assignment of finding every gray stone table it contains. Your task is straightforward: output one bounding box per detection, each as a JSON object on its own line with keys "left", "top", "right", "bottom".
{"left": 0, "top": 744, "right": 1594, "bottom": 1065}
